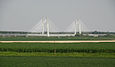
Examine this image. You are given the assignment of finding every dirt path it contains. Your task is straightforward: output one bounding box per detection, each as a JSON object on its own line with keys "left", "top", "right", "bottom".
{"left": 0, "top": 40, "right": 115, "bottom": 43}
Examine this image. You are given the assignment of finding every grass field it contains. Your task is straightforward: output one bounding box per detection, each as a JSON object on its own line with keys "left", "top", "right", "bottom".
{"left": 0, "top": 52, "right": 115, "bottom": 58}
{"left": 0, "top": 42, "right": 115, "bottom": 67}
{"left": 0, "top": 56, "right": 115, "bottom": 67}
{"left": 0, "top": 42, "right": 115, "bottom": 53}
{"left": 0, "top": 36, "right": 115, "bottom": 41}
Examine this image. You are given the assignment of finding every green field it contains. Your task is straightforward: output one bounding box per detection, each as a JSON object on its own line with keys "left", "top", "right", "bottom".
{"left": 0, "top": 36, "right": 115, "bottom": 41}
{"left": 0, "top": 42, "right": 115, "bottom": 67}
{"left": 0, "top": 56, "right": 115, "bottom": 67}
{"left": 0, "top": 42, "right": 115, "bottom": 53}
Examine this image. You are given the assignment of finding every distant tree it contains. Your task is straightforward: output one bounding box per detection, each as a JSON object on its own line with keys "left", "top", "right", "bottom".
{"left": 92, "top": 31, "right": 99, "bottom": 34}
{"left": 75, "top": 33, "right": 83, "bottom": 37}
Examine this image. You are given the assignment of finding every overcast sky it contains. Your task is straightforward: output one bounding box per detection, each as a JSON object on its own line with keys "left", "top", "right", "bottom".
{"left": 0, "top": 0, "right": 115, "bottom": 32}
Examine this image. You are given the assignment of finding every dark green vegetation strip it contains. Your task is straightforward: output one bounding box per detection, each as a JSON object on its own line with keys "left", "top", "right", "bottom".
{"left": 0, "top": 52, "right": 115, "bottom": 58}
{"left": 0, "top": 42, "right": 115, "bottom": 53}
{"left": 0, "top": 36, "right": 115, "bottom": 41}
{"left": 0, "top": 56, "right": 115, "bottom": 67}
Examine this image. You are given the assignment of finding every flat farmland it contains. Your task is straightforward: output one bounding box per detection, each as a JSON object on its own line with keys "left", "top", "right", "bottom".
{"left": 0, "top": 42, "right": 115, "bottom": 53}
{"left": 0, "top": 36, "right": 115, "bottom": 41}
{"left": 0, "top": 56, "right": 115, "bottom": 67}
{"left": 0, "top": 42, "right": 115, "bottom": 67}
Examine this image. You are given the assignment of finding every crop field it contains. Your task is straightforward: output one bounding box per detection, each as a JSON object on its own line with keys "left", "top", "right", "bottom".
{"left": 0, "top": 36, "right": 115, "bottom": 41}
{"left": 0, "top": 42, "right": 115, "bottom": 67}
{"left": 0, "top": 56, "right": 115, "bottom": 67}
{"left": 0, "top": 42, "right": 115, "bottom": 53}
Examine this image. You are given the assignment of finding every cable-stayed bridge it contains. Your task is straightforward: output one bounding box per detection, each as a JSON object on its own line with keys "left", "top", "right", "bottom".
{"left": 0, "top": 17, "right": 88, "bottom": 37}
{"left": 27, "top": 17, "right": 87, "bottom": 37}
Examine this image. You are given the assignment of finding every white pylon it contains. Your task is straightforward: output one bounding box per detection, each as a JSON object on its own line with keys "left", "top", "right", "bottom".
{"left": 74, "top": 20, "right": 77, "bottom": 35}
{"left": 78, "top": 19, "right": 82, "bottom": 34}
{"left": 42, "top": 17, "right": 44, "bottom": 35}
{"left": 46, "top": 17, "right": 50, "bottom": 37}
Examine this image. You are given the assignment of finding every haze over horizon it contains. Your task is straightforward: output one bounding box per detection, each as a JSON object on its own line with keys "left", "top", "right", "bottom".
{"left": 0, "top": 0, "right": 115, "bottom": 32}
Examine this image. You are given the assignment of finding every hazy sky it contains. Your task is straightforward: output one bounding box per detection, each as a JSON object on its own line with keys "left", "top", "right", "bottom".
{"left": 0, "top": 0, "right": 115, "bottom": 32}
